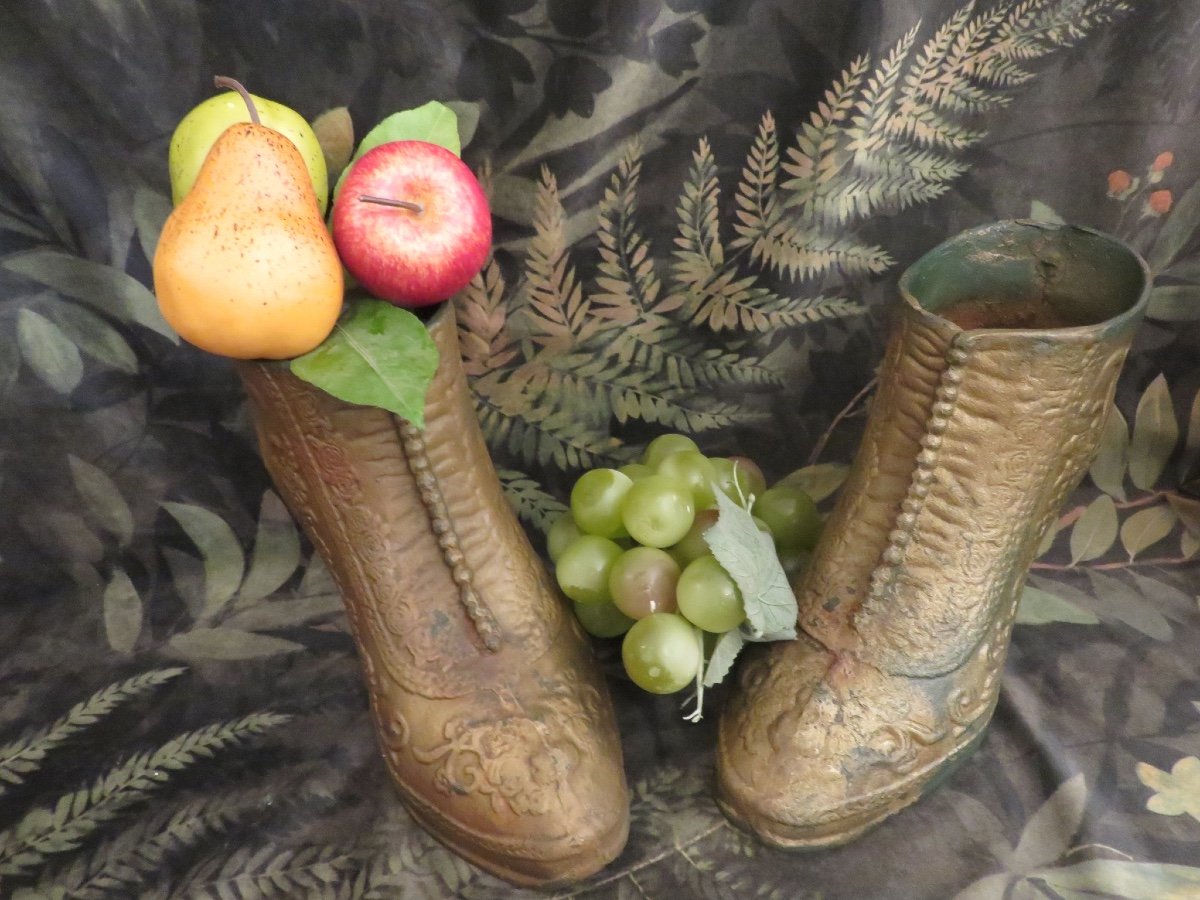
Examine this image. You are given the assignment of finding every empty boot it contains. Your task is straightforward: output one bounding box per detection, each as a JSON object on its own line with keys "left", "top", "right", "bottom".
{"left": 238, "top": 303, "right": 629, "bottom": 887}
{"left": 717, "top": 221, "right": 1149, "bottom": 849}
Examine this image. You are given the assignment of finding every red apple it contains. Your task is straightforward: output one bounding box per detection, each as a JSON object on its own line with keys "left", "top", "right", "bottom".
{"left": 331, "top": 140, "right": 491, "bottom": 307}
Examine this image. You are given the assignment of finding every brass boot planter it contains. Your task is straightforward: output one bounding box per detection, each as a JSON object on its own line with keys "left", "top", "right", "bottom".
{"left": 237, "top": 304, "right": 629, "bottom": 887}
{"left": 716, "top": 221, "right": 1150, "bottom": 849}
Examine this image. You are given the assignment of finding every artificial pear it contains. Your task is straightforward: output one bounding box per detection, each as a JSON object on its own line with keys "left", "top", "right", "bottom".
{"left": 153, "top": 83, "right": 342, "bottom": 360}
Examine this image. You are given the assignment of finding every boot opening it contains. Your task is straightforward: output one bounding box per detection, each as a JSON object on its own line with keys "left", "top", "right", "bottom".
{"left": 900, "top": 220, "right": 1149, "bottom": 331}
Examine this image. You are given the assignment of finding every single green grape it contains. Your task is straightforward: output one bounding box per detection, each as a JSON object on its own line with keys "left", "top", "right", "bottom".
{"left": 620, "top": 473, "right": 695, "bottom": 548}
{"left": 546, "top": 513, "right": 583, "bottom": 563}
{"left": 711, "top": 455, "right": 768, "bottom": 503}
{"left": 777, "top": 545, "right": 813, "bottom": 581}
{"left": 609, "top": 546, "right": 681, "bottom": 619}
{"left": 641, "top": 433, "right": 700, "bottom": 469}
{"left": 621, "top": 612, "right": 702, "bottom": 694}
{"left": 555, "top": 534, "right": 624, "bottom": 604}
{"left": 570, "top": 467, "right": 633, "bottom": 538}
{"left": 573, "top": 600, "right": 635, "bottom": 638}
{"left": 655, "top": 450, "right": 718, "bottom": 509}
{"left": 668, "top": 507, "right": 719, "bottom": 566}
{"left": 676, "top": 554, "right": 746, "bottom": 633}
{"left": 753, "top": 483, "right": 822, "bottom": 552}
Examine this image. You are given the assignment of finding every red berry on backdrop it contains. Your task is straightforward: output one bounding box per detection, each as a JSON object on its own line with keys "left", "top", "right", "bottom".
{"left": 1148, "top": 189, "right": 1173, "bottom": 216}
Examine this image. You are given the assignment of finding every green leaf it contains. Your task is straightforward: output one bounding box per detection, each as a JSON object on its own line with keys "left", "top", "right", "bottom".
{"left": 1167, "top": 493, "right": 1200, "bottom": 536}
{"left": 776, "top": 463, "right": 851, "bottom": 503}
{"left": 102, "top": 568, "right": 142, "bottom": 654}
{"left": 237, "top": 490, "right": 301, "bottom": 604}
{"left": 1088, "top": 403, "right": 1127, "bottom": 501}
{"left": 332, "top": 102, "right": 461, "bottom": 201}
{"left": 1148, "top": 180, "right": 1200, "bottom": 272}
{"left": 1183, "top": 529, "right": 1200, "bottom": 559}
{"left": 1034, "top": 860, "right": 1200, "bottom": 899}
{"left": 1036, "top": 517, "right": 1061, "bottom": 558}
{"left": 1029, "top": 200, "right": 1066, "bottom": 224}
{"left": 702, "top": 629, "right": 746, "bottom": 687}
{"left": 311, "top": 106, "right": 355, "bottom": 179}
{"left": 290, "top": 299, "right": 439, "bottom": 427}
{"left": 161, "top": 502, "right": 245, "bottom": 620}
{"left": 222, "top": 594, "right": 344, "bottom": 632}
{"left": 1120, "top": 505, "right": 1177, "bottom": 560}
{"left": 134, "top": 186, "right": 172, "bottom": 262}
{"left": 68, "top": 454, "right": 134, "bottom": 545}
{"left": 1069, "top": 495, "right": 1118, "bottom": 565}
{"left": 1128, "top": 374, "right": 1179, "bottom": 490}
{"left": 1085, "top": 570, "right": 1173, "bottom": 641}
{"left": 17, "top": 308, "right": 82, "bottom": 394}
{"left": 1015, "top": 586, "right": 1099, "bottom": 626}
{"left": 2, "top": 249, "right": 177, "bottom": 342}
{"left": 1009, "top": 772, "right": 1087, "bottom": 871}
{"left": 952, "top": 872, "right": 1013, "bottom": 900}
{"left": 1146, "top": 285, "right": 1200, "bottom": 322}
{"left": 166, "top": 628, "right": 305, "bottom": 661}
{"left": 1180, "top": 389, "right": 1200, "bottom": 481}
{"left": 704, "top": 490, "right": 796, "bottom": 640}
{"left": 39, "top": 299, "right": 138, "bottom": 374}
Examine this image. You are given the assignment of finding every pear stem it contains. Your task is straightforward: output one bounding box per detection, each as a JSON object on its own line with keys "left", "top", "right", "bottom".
{"left": 213, "top": 75, "right": 260, "bottom": 126}
{"left": 358, "top": 194, "right": 424, "bottom": 214}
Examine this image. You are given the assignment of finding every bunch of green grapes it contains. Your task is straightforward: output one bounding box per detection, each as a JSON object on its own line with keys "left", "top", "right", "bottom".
{"left": 548, "top": 433, "right": 821, "bottom": 695}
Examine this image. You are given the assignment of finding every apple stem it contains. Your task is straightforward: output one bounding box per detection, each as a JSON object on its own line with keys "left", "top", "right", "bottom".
{"left": 213, "top": 75, "right": 260, "bottom": 126}
{"left": 358, "top": 194, "right": 424, "bottom": 214}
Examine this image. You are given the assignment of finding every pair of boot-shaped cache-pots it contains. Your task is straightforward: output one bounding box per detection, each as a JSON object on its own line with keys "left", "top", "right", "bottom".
{"left": 238, "top": 221, "right": 1150, "bottom": 886}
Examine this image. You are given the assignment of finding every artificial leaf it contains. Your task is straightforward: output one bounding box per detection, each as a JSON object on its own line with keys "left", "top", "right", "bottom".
{"left": 68, "top": 454, "right": 134, "bottom": 545}
{"left": 1069, "top": 495, "right": 1118, "bottom": 565}
{"left": 1181, "top": 388, "right": 1200, "bottom": 481}
{"left": 310, "top": 106, "right": 354, "bottom": 179}
{"left": 1183, "top": 529, "right": 1200, "bottom": 559}
{"left": 1148, "top": 180, "right": 1200, "bottom": 272}
{"left": 332, "top": 102, "right": 461, "bottom": 201}
{"left": 166, "top": 628, "right": 305, "bottom": 662}
{"left": 1029, "top": 200, "right": 1066, "bottom": 224}
{"left": 445, "top": 101, "right": 481, "bottom": 149}
{"left": 951, "top": 872, "right": 1013, "bottom": 900}
{"left": 1009, "top": 772, "right": 1087, "bottom": 871}
{"left": 1015, "top": 586, "right": 1099, "bottom": 626}
{"left": 702, "top": 629, "right": 746, "bottom": 687}
{"left": 2, "top": 249, "right": 177, "bottom": 341}
{"left": 163, "top": 546, "right": 205, "bottom": 619}
{"left": 16, "top": 308, "right": 82, "bottom": 394}
{"left": 1035, "top": 860, "right": 1200, "bottom": 899}
{"left": 1088, "top": 403, "right": 1128, "bottom": 501}
{"left": 290, "top": 299, "right": 439, "bottom": 427}
{"left": 237, "top": 490, "right": 301, "bottom": 604}
{"left": 1146, "top": 285, "right": 1200, "bottom": 322}
{"left": 777, "top": 463, "right": 850, "bottom": 503}
{"left": 1085, "top": 570, "right": 1173, "bottom": 641}
{"left": 1036, "top": 518, "right": 1060, "bottom": 558}
{"left": 161, "top": 502, "right": 245, "bottom": 620}
{"left": 1128, "top": 374, "right": 1179, "bottom": 490}
{"left": 704, "top": 490, "right": 796, "bottom": 640}
{"left": 1127, "top": 571, "right": 1197, "bottom": 623}
{"left": 102, "top": 567, "right": 142, "bottom": 654}
{"left": 1120, "top": 505, "right": 1177, "bottom": 560}
{"left": 1167, "top": 493, "right": 1200, "bottom": 535}
{"left": 222, "top": 595, "right": 344, "bottom": 632}
{"left": 133, "top": 185, "right": 172, "bottom": 261}
{"left": 298, "top": 554, "right": 337, "bottom": 596}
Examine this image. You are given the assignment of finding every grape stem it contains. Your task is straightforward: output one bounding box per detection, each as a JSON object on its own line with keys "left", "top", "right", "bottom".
{"left": 684, "top": 625, "right": 706, "bottom": 723}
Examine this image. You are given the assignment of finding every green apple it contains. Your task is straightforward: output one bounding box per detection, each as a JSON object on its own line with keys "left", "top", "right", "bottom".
{"left": 168, "top": 90, "right": 329, "bottom": 212}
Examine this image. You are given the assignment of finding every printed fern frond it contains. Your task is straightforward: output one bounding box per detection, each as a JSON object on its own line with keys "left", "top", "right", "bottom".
{"left": 730, "top": 110, "right": 781, "bottom": 251}
{"left": 0, "top": 712, "right": 289, "bottom": 878}
{"left": 687, "top": 285, "right": 864, "bottom": 332}
{"left": 455, "top": 258, "right": 517, "bottom": 378}
{"left": 472, "top": 369, "right": 617, "bottom": 471}
{"left": 610, "top": 333, "right": 782, "bottom": 389}
{"left": 846, "top": 26, "right": 921, "bottom": 157}
{"left": 0, "top": 668, "right": 185, "bottom": 797}
{"left": 520, "top": 166, "right": 599, "bottom": 353}
{"left": 173, "top": 842, "right": 357, "bottom": 899}
{"left": 755, "top": 227, "right": 894, "bottom": 282}
{"left": 497, "top": 468, "right": 568, "bottom": 534}
{"left": 672, "top": 136, "right": 724, "bottom": 276}
{"left": 589, "top": 138, "right": 673, "bottom": 324}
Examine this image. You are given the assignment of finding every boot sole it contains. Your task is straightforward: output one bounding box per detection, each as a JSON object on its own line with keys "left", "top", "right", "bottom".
{"left": 716, "top": 725, "right": 987, "bottom": 850}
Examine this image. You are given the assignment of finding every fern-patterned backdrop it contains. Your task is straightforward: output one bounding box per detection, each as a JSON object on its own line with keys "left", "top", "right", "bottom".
{"left": 2, "top": 0, "right": 1199, "bottom": 896}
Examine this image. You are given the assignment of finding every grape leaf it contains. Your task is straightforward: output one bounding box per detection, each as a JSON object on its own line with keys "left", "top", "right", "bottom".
{"left": 332, "top": 102, "right": 461, "bottom": 202}
{"left": 290, "top": 299, "right": 439, "bottom": 426}
{"left": 702, "top": 628, "right": 745, "bottom": 687}
{"left": 704, "top": 490, "right": 796, "bottom": 640}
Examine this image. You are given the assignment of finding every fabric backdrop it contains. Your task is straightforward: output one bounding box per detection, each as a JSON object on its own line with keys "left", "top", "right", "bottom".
{"left": 1, "top": 1, "right": 1199, "bottom": 897}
